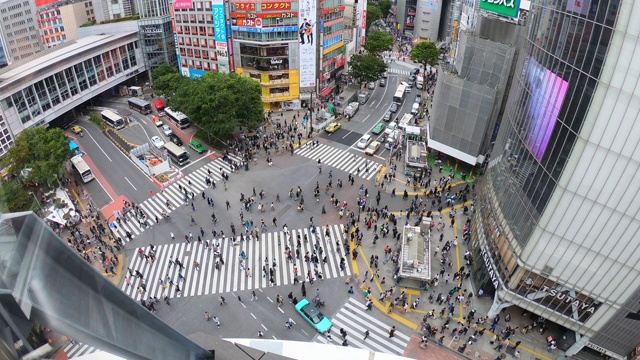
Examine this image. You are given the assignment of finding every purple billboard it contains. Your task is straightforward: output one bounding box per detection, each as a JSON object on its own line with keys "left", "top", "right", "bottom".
{"left": 524, "top": 58, "right": 569, "bottom": 161}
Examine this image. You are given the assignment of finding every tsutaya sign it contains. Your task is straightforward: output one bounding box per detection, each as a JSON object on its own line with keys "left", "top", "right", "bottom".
{"left": 479, "top": 0, "right": 520, "bottom": 18}
{"left": 539, "top": 286, "right": 597, "bottom": 316}
{"left": 480, "top": 247, "right": 500, "bottom": 289}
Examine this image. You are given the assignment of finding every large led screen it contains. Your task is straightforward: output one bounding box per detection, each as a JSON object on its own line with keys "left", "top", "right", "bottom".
{"left": 524, "top": 58, "right": 569, "bottom": 161}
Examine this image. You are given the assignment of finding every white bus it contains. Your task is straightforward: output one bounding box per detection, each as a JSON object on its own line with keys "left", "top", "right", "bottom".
{"left": 128, "top": 97, "right": 152, "bottom": 114}
{"left": 70, "top": 155, "right": 94, "bottom": 183}
{"left": 165, "top": 107, "right": 191, "bottom": 129}
{"left": 163, "top": 142, "right": 190, "bottom": 166}
{"left": 101, "top": 110, "right": 125, "bottom": 130}
{"left": 393, "top": 83, "right": 408, "bottom": 104}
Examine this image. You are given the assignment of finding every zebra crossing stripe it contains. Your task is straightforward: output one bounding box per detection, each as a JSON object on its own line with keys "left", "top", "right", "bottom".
{"left": 63, "top": 342, "right": 98, "bottom": 358}
{"left": 122, "top": 225, "right": 350, "bottom": 300}
{"left": 295, "top": 144, "right": 380, "bottom": 180}
{"left": 110, "top": 156, "right": 243, "bottom": 240}
{"left": 315, "top": 297, "right": 410, "bottom": 355}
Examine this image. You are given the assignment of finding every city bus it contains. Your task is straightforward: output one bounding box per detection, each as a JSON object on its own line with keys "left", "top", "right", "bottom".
{"left": 101, "top": 110, "right": 125, "bottom": 130}
{"left": 163, "top": 142, "right": 190, "bottom": 166}
{"left": 128, "top": 97, "right": 152, "bottom": 115}
{"left": 164, "top": 107, "right": 191, "bottom": 129}
{"left": 70, "top": 155, "right": 94, "bottom": 183}
{"left": 393, "top": 83, "right": 408, "bottom": 104}
{"left": 155, "top": 99, "right": 166, "bottom": 115}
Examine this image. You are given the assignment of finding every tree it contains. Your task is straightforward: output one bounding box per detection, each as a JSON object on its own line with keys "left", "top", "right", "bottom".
{"left": 153, "top": 72, "right": 188, "bottom": 99}
{"left": 1, "top": 127, "right": 71, "bottom": 187}
{"left": 410, "top": 41, "right": 440, "bottom": 69}
{"left": 363, "top": 30, "right": 394, "bottom": 56}
{"left": 378, "top": 0, "right": 392, "bottom": 17}
{"left": 0, "top": 179, "right": 34, "bottom": 212}
{"left": 348, "top": 54, "right": 388, "bottom": 85}
{"left": 151, "top": 63, "right": 177, "bottom": 80}
{"left": 366, "top": 5, "right": 382, "bottom": 29}
{"left": 169, "top": 72, "right": 263, "bottom": 140}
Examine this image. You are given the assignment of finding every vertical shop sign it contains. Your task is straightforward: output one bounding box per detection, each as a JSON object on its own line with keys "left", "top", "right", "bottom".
{"left": 298, "top": 0, "right": 317, "bottom": 87}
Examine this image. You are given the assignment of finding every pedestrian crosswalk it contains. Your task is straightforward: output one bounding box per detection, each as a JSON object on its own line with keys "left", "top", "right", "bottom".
{"left": 109, "top": 154, "right": 242, "bottom": 241}
{"left": 122, "top": 224, "right": 351, "bottom": 300}
{"left": 63, "top": 342, "right": 99, "bottom": 358}
{"left": 295, "top": 144, "right": 381, "bottom": 180}
{"left": 387, "top": 68, "right": 412, "bottom": 76}
{"left": 315, "top": 297, "right": 411, "bottom": 355}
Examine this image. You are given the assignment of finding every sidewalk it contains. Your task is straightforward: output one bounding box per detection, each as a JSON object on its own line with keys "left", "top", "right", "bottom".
{"left": 347, "top": 191, "right": 566, "bottom": 360}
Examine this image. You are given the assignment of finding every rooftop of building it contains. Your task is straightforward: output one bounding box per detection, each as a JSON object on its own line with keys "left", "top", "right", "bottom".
{"left": 0, "top": 31, "right": 138, "bottom": 90}
{"left": 399, "top": 224, "right": 431, "bottom": 281}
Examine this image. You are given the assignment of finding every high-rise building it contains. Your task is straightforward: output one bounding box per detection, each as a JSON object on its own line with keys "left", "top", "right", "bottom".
{"left": 136, "top": 0, "right": 177, "bottom": 72}
{"left": 36, "top": 0, "right": 97, "bottom": 49}
{"left": 472, "top": 1, "right": 640, "bottom": 358}
{"left": 318, "top": 0, "right": 345, "bottom": 97}
{"left": 172, "top": 0, "right": 230, "bottom": 77}
{"left": 0, "top": 0, "right": 43, "bottom": 64}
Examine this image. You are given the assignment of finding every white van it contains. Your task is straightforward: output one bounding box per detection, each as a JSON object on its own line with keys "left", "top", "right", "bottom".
{"left": 384, "top": 122, "right": 398, "bottom": 135}
{"left": 357, "top": 134, "right": 372, "bottom": 149}
{"left": 411, "top": 102, "right": 420, "bottom": 115}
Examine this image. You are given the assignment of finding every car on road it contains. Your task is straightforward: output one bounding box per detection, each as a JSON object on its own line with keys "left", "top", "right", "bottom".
{"left": 383, "top": 111, "right": 393, "bottom": 122}
{"left": 382, "top": 71, "right": 388, "bottom": 78}
{"left": 416, "top": 94, "right": 422, "bottom": 103}
{"left": 357, "top": 134, "right": 372, "bottom": 149}
{"left": 367, "top": 81, "right": 376, "bottom": 90}
{"left": 409, "top": 74, "right": 417, "bottom": 82}
{"left": 384, "top": 122, "right": 398, "bottom": 135}
{"left": 412, "top": 67, "right": 420, "bottom": 75}
{"left": 151, "top": 136, "right": 165, "bottom": 149}
{"left": 379, "top": 79, "right": 386, "bottom": 87}
{"left": 325, "top": 122, "right": 341, "bottom": 133}
{"left": 389, "top": 103, "right": 399, "bottom": 113}
{"left": 372, "top": 122, "right": 386, "bottom": 135}
{"left": 71, "top": 125, "right": 83, "bottom": 134}
{"left": 365, "top": 141, "right": 381, "bottom": 155}
{"left": 152, "top": 116, "right": 163, "bottom": 127}
{"left": 295, "top": 298, "right": 332, "bottom": 333}
{"left": 161, "top": 124, "right": 173, "bottom": 136}
{"left": 407, "top": 80, "right": 415, "bottom": 88}
{"left": 189, "top": 140, "right": 206, "bottom": 154}
{"left": 168, "top": 133, "right": 183, "bottom": 146}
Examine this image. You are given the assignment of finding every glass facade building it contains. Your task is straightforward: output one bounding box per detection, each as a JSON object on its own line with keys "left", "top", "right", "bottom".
{"left": 472, "top": 0, "right": 640, "bottom": 357}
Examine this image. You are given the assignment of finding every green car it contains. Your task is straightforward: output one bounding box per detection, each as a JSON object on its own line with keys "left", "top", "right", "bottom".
{"left": 372, "top": 122, "right": 385, "bottom": 135}
{"left": 189, "top": 140, "right": 206, "bottom": 154}
{"left": 295, "top": 298, "right": 332, "bottom": 333}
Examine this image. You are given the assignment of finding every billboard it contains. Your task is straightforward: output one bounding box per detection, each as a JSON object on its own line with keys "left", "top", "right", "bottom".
{"left": 479, "top": 0, "right": 520, "bottom": 18}
{"left": 299, "top": 0, "right": 317, "bottom": 88}
{"left": 524, "top": 58, "right": 569, "bottom": 161}
{"left": 173, "top": 0, "right": 193, "bottom": 10}
{"left": 566, "top": 0, "right": 591, "bottom": 16}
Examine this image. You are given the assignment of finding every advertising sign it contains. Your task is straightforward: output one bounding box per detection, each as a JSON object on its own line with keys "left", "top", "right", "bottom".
{"left": 173, "top": 0, "right": 193, "bottom": 10}
{"left": 231, "top": 25, "right": 298, "bottom": 33}
{"left": 261, "top": 2, "right": 291, "bottom": 10}
{"left": 566, "top": 0, "right": 591, "bottom": 16}
{"left": 479, "top": 0, "right": 520, "bottom": 18}
{"left": 298, "top": 0, "right": 317, "bottom": 88}
{"left": 213, "top": 0, "right": 227, "bottom": 44}
{"left": 231, "top": 12, "right": 297, "bottom": 18}
{"left": 234, "top": 2, "right": 256, "bottom": 11}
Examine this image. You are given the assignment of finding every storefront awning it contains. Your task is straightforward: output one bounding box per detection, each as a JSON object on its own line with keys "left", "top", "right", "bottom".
{"left": 320, "top": 87, "right": 332, "bottom": 97}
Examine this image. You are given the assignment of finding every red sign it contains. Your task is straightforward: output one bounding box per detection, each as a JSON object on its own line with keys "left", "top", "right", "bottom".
{"left": 234, "top": 2, "right": 256, "bottom": 11}
{"left": 231, "top": 11, "right": 297, "bottom": 18}
{"left": 261, "top": 2, "right": 291, "bottom": 10}
{"left": 323, "top": 5, "right": 345, "bottom": 14}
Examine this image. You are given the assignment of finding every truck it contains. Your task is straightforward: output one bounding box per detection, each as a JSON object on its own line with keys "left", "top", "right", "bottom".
{"left": 398, "top": 113, "right": 415, "bottom": 132}
{"left": 358, "top": 92, "right": 370, "bottom": 105}
{"left": 344, "top": 102, "right": 360, "bottom": 119}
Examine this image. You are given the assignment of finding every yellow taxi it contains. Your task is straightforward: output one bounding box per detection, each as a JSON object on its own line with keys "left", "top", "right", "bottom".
{"left": 365, "top": 141, "right": 381, "bottom": 155}
{"left": 71, "top": 126, "right": 83, "bottom": 134}
{"left": 325, "top": 122, "right": 341, "bottom": 133}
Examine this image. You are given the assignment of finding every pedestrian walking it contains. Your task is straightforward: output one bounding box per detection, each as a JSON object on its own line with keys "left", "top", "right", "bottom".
{"left": 251, "top": 291, "right": 258, "bottom": 301}
{"left": 213, "top": 316, "right": 220, "bottom": 328}
{"left": 204, "top": 311, "right": 212, "bottom": 321}
{"left": 219, "top": 296, "right": 226, "bottom": 305}
{"left": 363, "top": 330, "right": 370, "bottom": 340}
{"left": 389, "top": 326, "right": 396, "bottom": 338}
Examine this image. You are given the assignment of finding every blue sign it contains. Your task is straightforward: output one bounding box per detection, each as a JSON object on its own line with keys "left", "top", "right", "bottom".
{"left": 189, "top": 68, "right": 207, "bottom": 79}
{"left": 231, "top": 26, "right": 298, "bottom": 33}
{"left": 213, "top": 4, "right": 227, "bottom": 43}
